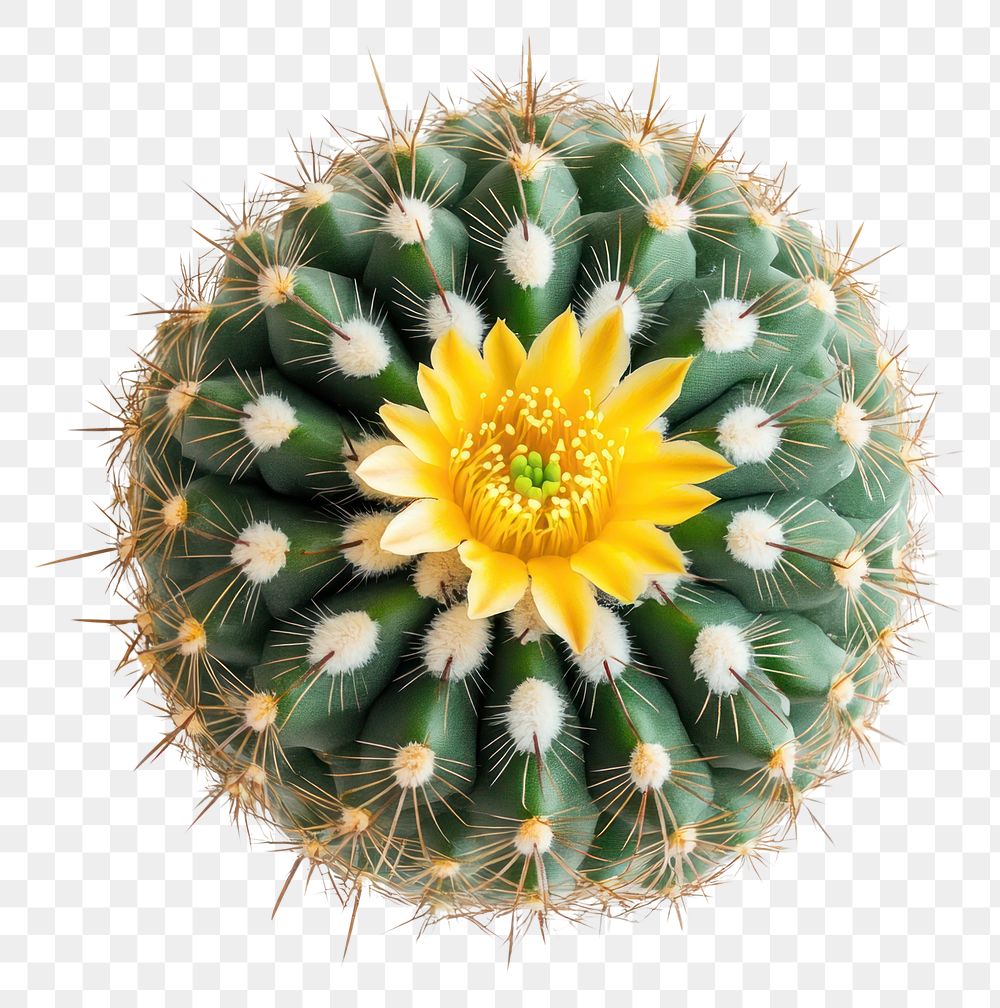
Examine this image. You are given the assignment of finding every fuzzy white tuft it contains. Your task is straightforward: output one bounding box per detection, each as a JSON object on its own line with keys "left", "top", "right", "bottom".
{"left": 716, "top": 403, "right": 782, "bottom": 465}
{"left": 580, "top": 282, "right": 643, "bottom": 338}
{"left": 513, "top": 817, "right": 553, "bottom": 856}
{"left": 420, "top": 292, "right": 485, "bottom": 348}
{"left": 698, "top": 298, "right": 759, "bottom": 353}
{"left": 832, "top": 546, "right": 869, "bottom": 592}
{"left": 338, "top": 807, "right": 371, "bottom": 834}
{"left": 569, "top": 607, "right": 632, "bottom": 685}
{"left": 629, "top": 742, "right": 672, "bottom": 791}
{"left": 639, "top": 571, "right": 686, "bottom": 602}
{"left": 748, "top": 205, "right": 785, "bottom": 231}
{"left": 176, "top": 617, "right": 207, "bottom": 656}
{"left": 240, "top": 394, "right": 298, "bottom": 452}
{"left": 160, "top": 494, "right": 188, "bottom": 529}
{"left": 501, "top": 221, "right": 555, "bottom": 289}
{"left": 166, "top": 380, "right": 200, "bottom": 417}
{"left": 382, "top": 196, "right": 434, "bottom": 246}
{"left": 768, "top": 741, "right": 797, "bottom": 779}
{"left": 690, "top": 623, "right": 751, "bottom": 696}
{"left": 328, "top": 317, "right": 390, "bottom": 377}
{"left": 341, "top": 511, "right": 411, "bottom": 576}
{"left": 507, "top": 142, "right": 552, "bottom": 180}
{"left": 412, "top": 549, "right": 470, "bottom": 603}
{"left": 243, "top": 692, "right": 278, "bottom": 733}
{"left": 307, "top": 610, "right": 379, "bottom": 676}
{"left": 231, "top": 521, "right": 289, "bottom": 583}
{"left": 428, "top": 857, "right": 462, "bottom": 880}
{"left": 876, "top": 344, "right": 901, "bottom": 386}
{"left": 256, "top": 264, "right": 296, "bottom": 307}
{"left": 294, "top": 180, "right": 334, "bottom": 209}
{"left": 805, "top": 277, "right": 838, "bottom": 315}
{"left": 392, "top": 742, "right": 435, "bottom": 789}
{"left": 829, "top": 673, "right": 856, "bottom": 709}
{"left": 506, "top": 592, "right": 551, "bottom": 643}
{"left": 725, "top": 508, "right": 784, "bottom": 571}
{"left": 833, "top": 399, "right": 870, "bottom": 449}
{"left": 645, "top": 194, "right": 694, "bottom": 233}
{"left": 667, "top": 826, "right": 698, "bottom": 859}
{"left": 421, "top": 605, "right": 492, "bottom": 680}
{"left": 503, "top": 677, "right": 567, "bottom": 754}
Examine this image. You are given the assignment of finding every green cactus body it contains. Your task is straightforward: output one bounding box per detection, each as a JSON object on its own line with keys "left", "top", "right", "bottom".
{"left": 107, "top": 63, "right": 924, "bottom": 933}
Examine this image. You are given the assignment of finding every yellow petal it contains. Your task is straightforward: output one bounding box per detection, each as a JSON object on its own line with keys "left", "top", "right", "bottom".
{"left": 417, "top": 363, "right": 459, "bottom": 441}
{"left": 571, "top": 522, "right": 685, "bottom": 603}
{"left": 601, "top": 356, "right": 693, "bottom": 432}
{"left": 458, "top": 540, "right": 529, "bottom": 619}
{"left": 355, "top": 444, "right": 451, "bottom": 500}
{"left": 482, "top": 318, "right": 526, "bottom": 389}
{"left": 378, "top": 402, "right": 451, "bottom": 466}
{"left": 614, "top": 480, "right": 719, "bottom": 525}
{"left": 528, "top": 555, "right": 597, "bottom": 653}
{"left": 430, "top": 328, "right": 492, "bottom": 424}
{"left": 517, "top": 308, "right": 580, "bottom": 393}
{"left": 621, "top": 439, "right": 734, "bottom": 487}
{"left": 578, "top": 305, "right": 630, "bottom": 402}
{"left": 380, "top": 498, "right": 469, "bottom": 555}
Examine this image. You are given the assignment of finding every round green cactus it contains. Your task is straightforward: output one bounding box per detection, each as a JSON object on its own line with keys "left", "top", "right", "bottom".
{"left": 105, "top": 60, "right": 926, "bottom": 934}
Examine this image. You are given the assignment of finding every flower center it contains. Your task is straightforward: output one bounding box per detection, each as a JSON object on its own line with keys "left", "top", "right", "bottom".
{"left": 450, "top": 384, "right": 623, "bottom": 561}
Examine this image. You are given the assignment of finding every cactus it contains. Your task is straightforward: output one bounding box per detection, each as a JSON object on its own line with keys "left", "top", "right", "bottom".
{"left": 98, "top": 57, "right": 928, "bottom": 938}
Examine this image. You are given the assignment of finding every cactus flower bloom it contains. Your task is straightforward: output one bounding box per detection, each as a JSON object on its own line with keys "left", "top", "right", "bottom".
{"left": 357, "top": 306, "right": 733, "bottom": 651}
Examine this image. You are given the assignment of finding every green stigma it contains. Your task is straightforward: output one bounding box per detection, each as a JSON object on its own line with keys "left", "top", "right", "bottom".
{"left": 510, "top": 450, "right": 561, "bottom": 502}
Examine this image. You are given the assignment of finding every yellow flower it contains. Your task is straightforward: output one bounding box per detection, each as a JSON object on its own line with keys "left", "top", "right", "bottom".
{"left": 356, "top": 307, "right": 733, "bottom": 652}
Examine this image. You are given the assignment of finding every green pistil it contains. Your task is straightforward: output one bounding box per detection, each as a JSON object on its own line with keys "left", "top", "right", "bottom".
{"left": 510, "top": 450, "right": 561, "bottom": 502}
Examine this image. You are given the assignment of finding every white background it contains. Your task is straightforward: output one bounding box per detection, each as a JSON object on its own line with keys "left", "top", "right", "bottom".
{"left": 3, "top": 1, "right": 995, "bottom": 1004}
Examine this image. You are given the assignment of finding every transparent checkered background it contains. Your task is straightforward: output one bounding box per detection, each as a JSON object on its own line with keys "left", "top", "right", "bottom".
{"left": 3, "top": 1, "right": 995, "bottom": 1003}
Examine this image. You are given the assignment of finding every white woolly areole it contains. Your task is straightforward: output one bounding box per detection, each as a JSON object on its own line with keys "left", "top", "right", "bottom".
{"left": 392, "top": 742, "right": 435, "bottom": 789}
{"left": 513, "top": 817, "right": 554, "bottom": 856}
{"left": 501, "top": 221, "right": 555, "bottom": 289}
{"left": 243, "top": 692, "right": 278, "bottom": 732}
{"left": 829, "top": 674, "right": 856, "bottom": 709}
{"left": 506, "top": 592, "right": 551, "bottom": 643}
{"left": 725, "top": 508, "right": 785, "bottom": 571}
{"left": 412, "top": 549, "right": 470, "bottom": 603}
{"left": 421, "top": 292, "right": 485, "bottom": 348}
{"left": 639, "top": 571, "right": 685, "bottom": 602}
{"left": 833, "top": 399, "right": 870, "bottom": 449}
{"left": 768, "top": 741, "right": 797, "bottom": 779}
{"left": 832, "top": 546, "right": 869, "bottom": 592}
{"left": 256, "top": 264, "right": 296, "bottom": 307}
{"left": 422, "top": 605, "right": 492, "bottom": 680}
{"left": 629, "top": 742, "right": 672, "bottom": 791}
{"left": 503, "top": 677, "right": 567, "bottom": 754}
{"left": 645, "top": 194, "right": 694, "bottom": 233}
{"left": 176, "top": 617, "right": 207, "bottom": 656}
{"left": 748, "top": 205, "right": 785, "bottom": 231}
{"left": 570, "top": 607, "right": 632, "bottom": 685}
{"left": 329, "top": 317, "right": 390, "bottom": 377}
{"left": 295, "top": 180, "right": 334, "bottom": 209}
{"left": 342, "top": 511, "right": 410, "bottom": 576}
{"left": 667, "top": 826, "right": 698, "bottom": 858}
{"left": 231, "top": 521, "right": 289, "bottom": 583}
{"left": 698, "top": 298, "right": 759, "bottom": 353}
{"left": 806, "top": 277, "right": 838, "bottom": 315}
{"left": 307, "top": 610, "right": 379, "bottom": 676}
{"left": 339, "top": 807, "right": 371, "bottom": 834}
{"left": 382, "top": 196, "right": 434, "bottom": 246}
{"left": 716, "top": 403, "right": 782, "bottom": 465}
{"left": 691, "top": 623, "right": 751, "bottom": 696}
{"left": 507, "top": 141, "right": 552, "bottom": 180}
{"left": 160, "top": 494, "right": 188, "bottom": 529}
{"left": 876, "top": 344, "right": 901, "bottom": 386}
{"left": 240, "top": 394, "right": 298, "bottom": 452}
{"left": 580, "top": 281, "right": 643, "bottom": 337}
{"left": 166, "top": 380, "right": 200, "bottom": 417}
